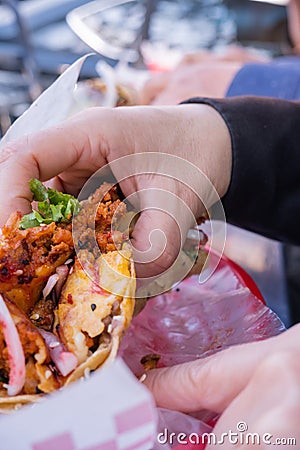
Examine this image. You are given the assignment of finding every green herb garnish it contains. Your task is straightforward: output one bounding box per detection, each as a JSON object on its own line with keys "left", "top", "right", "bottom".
{"left": 20, "top": 179, "right": 80, "bottom": 229}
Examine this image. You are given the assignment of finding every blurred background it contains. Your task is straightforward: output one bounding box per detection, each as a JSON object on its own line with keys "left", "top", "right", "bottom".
{"left": 0, "top": 0, "right": 298, "bottom": 328}
{"left": 0, "top": 0, "right": 291, "bottom": 136}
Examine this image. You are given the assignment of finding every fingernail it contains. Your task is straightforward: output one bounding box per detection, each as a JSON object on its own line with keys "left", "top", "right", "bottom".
{"left": 139, "top": 373, "right": 147, "bottom": 383}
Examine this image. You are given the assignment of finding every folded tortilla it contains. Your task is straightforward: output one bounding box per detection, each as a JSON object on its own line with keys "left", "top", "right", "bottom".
{"left": 0, "top": 183, "right": 136, "bottom": 410}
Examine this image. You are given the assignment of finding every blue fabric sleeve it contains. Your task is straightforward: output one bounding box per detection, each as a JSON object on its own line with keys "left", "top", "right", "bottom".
{"left": 226, "top": 57, "right": 300, "bottom": 100}
{"left": 181, "top": 96, "right": 300, "bottom": 245}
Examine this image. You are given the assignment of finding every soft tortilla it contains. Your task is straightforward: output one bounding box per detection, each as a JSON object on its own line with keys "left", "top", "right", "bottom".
{"left": 0, "top": 248, "right": 135, "bottom": 411}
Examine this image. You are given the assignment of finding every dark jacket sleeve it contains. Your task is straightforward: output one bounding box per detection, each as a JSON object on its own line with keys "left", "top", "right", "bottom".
{"left": 182, "top": 96, "right": 300, "bottom": 245}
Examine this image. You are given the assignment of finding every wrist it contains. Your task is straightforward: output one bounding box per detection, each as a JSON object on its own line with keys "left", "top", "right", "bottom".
{"left": 106, "top": 104, "right": 232, "bottom": 215}
{"left": 176, "top": 103, "right": 232, "bottom": 199}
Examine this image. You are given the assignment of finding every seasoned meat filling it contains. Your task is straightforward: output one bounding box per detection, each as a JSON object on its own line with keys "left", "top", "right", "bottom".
{"left": 74, "top": 183, "right": 127, "bottom": 256}
{"left": 0, "top": 213, "right": 73, "bottom": 313}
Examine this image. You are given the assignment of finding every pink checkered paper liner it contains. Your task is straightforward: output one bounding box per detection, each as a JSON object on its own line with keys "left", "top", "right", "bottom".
{"left": 0, "top": 359, "right": 157, "bottom": 450}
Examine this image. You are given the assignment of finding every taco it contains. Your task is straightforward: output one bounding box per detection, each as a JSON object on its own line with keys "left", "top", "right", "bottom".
{"left": 74, "top": 78, "right": 139, "bottom": 109}
{"left": 0, "top": 181, "right": 135, "bottom": 411}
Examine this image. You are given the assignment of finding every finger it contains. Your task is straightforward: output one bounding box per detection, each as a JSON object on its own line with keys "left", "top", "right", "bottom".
{"left": 127, "top": 179, "right": 198, "bottom": 280}
{"left": 143, "top": 326, "right": 300, "bottom": 414}
{"left": 207, "top": 351, "right": 300, "bottom": 449}
{"left": 0, "top": 143, "right": 39, "bottom": 224}
{"left": 12, "top": 111, "right": 107, "bottom": 182}
{"left": 143, "top": 344, "right": 268, "bottom": 414}
{"left": 131, "top": 208, "right": 182, "bottom": 279}
{"left": 44, "top": 177, "right": 64, "bottom": 191}
{"left": 0, "top": 109, "right": 108, "bottom": 225}
{"left": 0, "top": 133, "right": 80, "bottom": 225}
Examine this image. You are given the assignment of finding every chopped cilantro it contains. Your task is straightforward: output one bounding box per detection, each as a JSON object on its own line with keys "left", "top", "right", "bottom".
{"left": 20, "top": 179, "right": 80, "bottom": 229}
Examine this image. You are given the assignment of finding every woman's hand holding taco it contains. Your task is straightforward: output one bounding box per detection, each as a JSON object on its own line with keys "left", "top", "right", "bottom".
{"left": 0, "top": 104, "right": 231, "bottom": 279}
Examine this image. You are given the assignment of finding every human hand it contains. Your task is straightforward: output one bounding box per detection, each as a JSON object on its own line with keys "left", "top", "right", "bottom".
{"left": 144, "top": 324, "right": 300, "bottom": 448}
{"left": 0, "top": 104, "right": 231, "bottom": 279}
{"left": 140, "top": 46, "right": 268, "bottom": 105}
{"left": 140, "top": 61, "right": 242, "bottom": 105}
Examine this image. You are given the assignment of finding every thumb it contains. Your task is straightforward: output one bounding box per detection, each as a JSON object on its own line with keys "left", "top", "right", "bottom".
{"left": 0, "top": 147, "right": 38, "bottom": 226}
{"left": 143, "top": 334, "right": 282, "bottom": 414}
{"left": 128, "top": 184, "right": 198, "bottom": 282}
{"left": 131, "top": 208, "right": 182, "bottom": 280}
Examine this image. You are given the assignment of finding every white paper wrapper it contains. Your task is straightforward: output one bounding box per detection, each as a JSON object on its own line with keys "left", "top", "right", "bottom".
{"left": 0, "top": 54, "right": 91, "bottom": 149}
{"left": 0, "top": 359, "right": 157, "bottom": 450}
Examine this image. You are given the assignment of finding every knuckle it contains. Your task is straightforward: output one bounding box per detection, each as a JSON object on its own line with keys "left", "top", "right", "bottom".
{"left": 186, "top": 353, "right": 229, "bottom": 412}
{"left": 0, "top": 136, "right": 30, "bottom": 165}
{"left": 253, "top": 350, "right": 300, "bottom": 393}
{"left": 259, "top": 351, "right": 297, "bottom": 373}
{"left": 0, "top": 145, "right": 18, "bottom": 164}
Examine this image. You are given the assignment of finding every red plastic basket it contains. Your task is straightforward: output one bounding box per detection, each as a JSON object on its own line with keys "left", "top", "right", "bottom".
{"left": 173, "top": 249, "right": 265, "bottom": 450}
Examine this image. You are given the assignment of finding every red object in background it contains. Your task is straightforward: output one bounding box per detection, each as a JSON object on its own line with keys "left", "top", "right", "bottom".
{"left": 173, "top": 250, "right": 265, "bottom": 450}
{"left": 145, "top": 62, "right": 171, "bottom": 72}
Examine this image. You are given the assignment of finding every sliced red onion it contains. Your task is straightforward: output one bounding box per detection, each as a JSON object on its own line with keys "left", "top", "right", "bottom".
{"left": 55, "top": 351, "right": 78, "bottom": 377}
{"left": 111, "top": 315, "right": 124, "bottom": 334}
{"left": 0, "top": 295, "right": 25, "bottom": 396}
{"left": 54, "top": 265, "right": 69, "bottom": 299}
{"left": 40, "top": 329, "right": 77, "bottom": 377}
{"left": 42, "top": 262, "right": 70, "bottom": 300}
{"left": 42, "top": 274, "right": 59, "bottom": 299}
{"left": 64, "top": 259, "right": 73, "bottom": 265}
